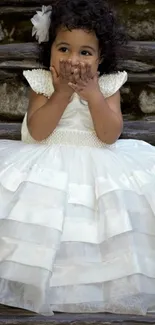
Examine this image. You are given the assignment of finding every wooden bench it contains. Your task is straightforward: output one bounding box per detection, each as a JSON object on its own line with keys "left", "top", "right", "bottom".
{"left": 0, "top": 304, "right": 155, "bottom": 325}
{"left": 0, "top": 115, "right": 155, "bottom": 144}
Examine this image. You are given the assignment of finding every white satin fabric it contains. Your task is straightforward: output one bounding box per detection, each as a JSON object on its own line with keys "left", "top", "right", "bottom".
{"left": 0, "top": 70, "right": 155, "bottom": 315}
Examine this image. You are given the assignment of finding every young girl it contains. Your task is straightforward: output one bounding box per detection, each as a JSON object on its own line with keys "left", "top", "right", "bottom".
{"left": 0, "top": 0, "right": 155, "bottom": 316}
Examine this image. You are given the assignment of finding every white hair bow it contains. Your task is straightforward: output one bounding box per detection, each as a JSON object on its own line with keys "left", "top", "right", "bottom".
{"left": 31, "top": 5, "right": 52, "bottom": 44}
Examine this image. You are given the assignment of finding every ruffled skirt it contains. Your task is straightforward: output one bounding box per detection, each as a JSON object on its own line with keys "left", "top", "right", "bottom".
{"left": 0, "top": 138, "right": 155, "bottom": 315}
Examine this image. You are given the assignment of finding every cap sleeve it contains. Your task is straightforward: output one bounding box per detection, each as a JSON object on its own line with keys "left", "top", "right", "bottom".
{"left": 99, "top": 71, "right": 127, "bottom": 98}
{"left": 23, "top": 69, "right": 54, "bottom": 98}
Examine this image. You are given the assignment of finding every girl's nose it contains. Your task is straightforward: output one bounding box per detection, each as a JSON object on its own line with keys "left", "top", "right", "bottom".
{"left": 69, "top": 53, "right": 79, "bottom": 65}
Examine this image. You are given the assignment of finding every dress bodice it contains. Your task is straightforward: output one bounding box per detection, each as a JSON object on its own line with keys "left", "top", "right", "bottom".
{"left": 22, "top": 69, "right": 127, "bottom": 145}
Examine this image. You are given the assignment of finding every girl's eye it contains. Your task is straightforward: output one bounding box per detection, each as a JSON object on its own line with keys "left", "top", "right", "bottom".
{"left": 59, "top": 47, "right": 68, "bottom": 53}
{"left": 81, "top": 50, "right": 92, "bottom": 56}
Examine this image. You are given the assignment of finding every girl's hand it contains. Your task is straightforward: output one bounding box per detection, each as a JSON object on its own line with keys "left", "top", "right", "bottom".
{"left": 69, "top": 63, "right": 100, "bottom": 101}
{"left": 50, "top": 60, "right": 75, "bottom": 99}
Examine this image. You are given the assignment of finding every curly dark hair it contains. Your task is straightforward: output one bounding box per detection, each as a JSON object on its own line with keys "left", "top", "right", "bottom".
{"left": 38, "top": 0, "right": 127, "bottom": 75}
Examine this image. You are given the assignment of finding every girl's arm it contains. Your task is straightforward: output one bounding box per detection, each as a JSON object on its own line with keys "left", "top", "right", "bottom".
{"left": 27, "top": 90, "right": 71, "bottom": 141}
{"left": 25, "top": 61, "right": 75, "bottom": 142}
{"left": 88, "top": 90, "right": 123, "bottom": 144}
{"left": 69, "top": 64, "right": 125, "bottom": 145}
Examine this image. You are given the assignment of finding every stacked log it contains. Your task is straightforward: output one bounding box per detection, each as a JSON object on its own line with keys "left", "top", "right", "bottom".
{"left": 0, "top": 0, "right": 155, "bottom": 142}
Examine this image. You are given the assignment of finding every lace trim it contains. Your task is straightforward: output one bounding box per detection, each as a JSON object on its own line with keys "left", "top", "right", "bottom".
{"left": 22, "top": 128, "right": 115, "bottom": 148}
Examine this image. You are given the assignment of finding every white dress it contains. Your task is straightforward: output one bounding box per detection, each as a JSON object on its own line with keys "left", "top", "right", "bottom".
{"left": 0, "top": 69, "right": 155, "bottom": 316}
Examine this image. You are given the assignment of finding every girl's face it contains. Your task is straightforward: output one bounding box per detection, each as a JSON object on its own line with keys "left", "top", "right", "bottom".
{"left": 50, "top": 28, "right": 100, "bottom": 75}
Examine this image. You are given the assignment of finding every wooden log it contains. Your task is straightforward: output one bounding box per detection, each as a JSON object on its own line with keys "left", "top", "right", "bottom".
{"left": 0, "top": 6, "right": 39, "bottom": 16}
{"left": 0, "top": 122, "right": 21, "bottom": 140}
{"left": 0, "top": 43, "right": 38, "bottom": 60}
{"left": 0, "top": 67, "right": 155, "bottom": 84}
{"left": 1, "top": 117, "right": 155, "bottom": 144}
{"left": 0, "top": 0, "right": 53, "bottom": 4}
{"left": 128, "top": 73, "right": 155, "bottom": 83}
{"left": 2, "top": 1, "right": 154, "bottom": 18}
{"left": 1, "top": 42, "right": 155, "bottom": 65}
{"left": 1, "top": 59, "right": 155, "bottom": 74}
{"left": 0, "top": 0, "right": 153, "bottom": 5}
{"left": 122, "top": 117, "right": 155, "bottom": 144}
{"left": 0, "top": 304, "right": 155, "bottom": 325}
{"left": 120, "top": 42, "right": 155, "bottom": 65}
{"left": 118, "top": 60, "right": 155, "bottom": 73}
{"left": 0, "top": 60, "right": 40, "bottom": 69}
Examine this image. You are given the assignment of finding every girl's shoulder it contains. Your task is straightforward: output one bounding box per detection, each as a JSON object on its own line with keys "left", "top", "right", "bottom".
{"left": 23, "top": 69, "right": 127, "bottom": 99}
{"left": 99, "top": 71, "right": 127, "bottom": 98}
{"left": 23, "top": 68, "right": 54, "bottom": 98}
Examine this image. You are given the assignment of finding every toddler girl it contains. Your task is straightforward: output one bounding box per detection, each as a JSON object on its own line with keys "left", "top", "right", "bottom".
{"left": 0, "top": 0, "right": 155, "bottom": 316}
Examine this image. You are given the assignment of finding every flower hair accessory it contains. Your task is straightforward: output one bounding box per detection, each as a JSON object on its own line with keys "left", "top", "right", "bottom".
{"left": 31, "top": 5, "right": 52, "bottom": 44}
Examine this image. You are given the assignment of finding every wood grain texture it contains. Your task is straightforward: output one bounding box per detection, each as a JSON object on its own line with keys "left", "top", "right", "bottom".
{"left": 0, "top": 305, "right": 155, "bottom": 325}
{"left": 121, "top": 118, "right": 155, "bottom": 144}
{"left": 1, "top": 60, "right": 155, "bottom": 75}
{"left": 0, "top": 0, "right": 153, "bottom": 5}
{"left": 1, "top": 42, "right": 155, "bottom": 65}
{"left": 0, "top": 6, "right": 39, "bottom": 15}
{"left": 0, "top": 0, "right": 53, "bottom": 4}
{"left": 128, "top": 73, "right": 155, "bottom": 83}
{"left": 1, "top": 44, "right": 155, "bottom": 84}
{"left": 119, "top": 42, "right": 155, "bottom": 65}
{"left": 0, "top": 60, "right": 40, "bottom": 69}
{"left": 0, "top": 122, "right": 21, "bottom": 140}
{"left": 0, "top": 43, "right": 38, "bottom": 60}
{"left": 1, "top": 66, "right": 155, "bottom": 83}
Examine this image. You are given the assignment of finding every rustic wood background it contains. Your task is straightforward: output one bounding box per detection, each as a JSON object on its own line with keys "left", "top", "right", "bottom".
{"left": 0, "top": 0, "right": 155, "bottom": 323}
